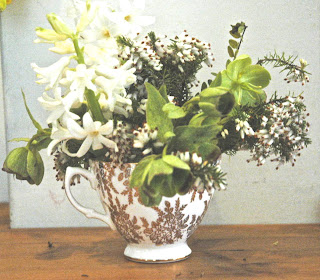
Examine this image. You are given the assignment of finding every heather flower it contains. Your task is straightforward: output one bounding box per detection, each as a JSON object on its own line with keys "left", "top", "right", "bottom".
{"left": 133, "top": 123, "right": 163, "bottom": 155}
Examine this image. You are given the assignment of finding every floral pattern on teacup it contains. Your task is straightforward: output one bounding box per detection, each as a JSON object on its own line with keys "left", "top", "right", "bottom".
{"left": 92, "top": 161, "right": 212, "bottom": 245}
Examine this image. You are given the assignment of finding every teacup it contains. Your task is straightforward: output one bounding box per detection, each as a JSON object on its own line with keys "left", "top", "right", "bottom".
{"left": 65, "top": 161, "right": 213, "bottom": 263}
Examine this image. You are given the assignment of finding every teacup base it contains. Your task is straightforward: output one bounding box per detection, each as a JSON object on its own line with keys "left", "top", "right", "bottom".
{"left": 124, "top": 242, "right": 192, "bottom": 263}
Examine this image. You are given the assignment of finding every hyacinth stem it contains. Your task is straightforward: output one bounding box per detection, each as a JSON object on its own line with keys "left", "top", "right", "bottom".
{"left": 72, "top": 37, "right": 105, "bottom": 123}
{"left": 72, "top": 37, "right": 85, "bottom": 64}
{"left": 84, "top": 89, "right": 105, "bottom": 123}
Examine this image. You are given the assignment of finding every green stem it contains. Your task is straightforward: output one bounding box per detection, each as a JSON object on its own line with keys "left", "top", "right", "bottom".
{"left": 72, "top": 37, "right": 85, "bottom": 64}
{"left": 233, "top": 26, "right": 247, "bottom": 61}
{"left": 26, "top": 135, "right": 38, "bottom": 150}
{"left": 85, "top": 88, "right": 105, "bottom": 123}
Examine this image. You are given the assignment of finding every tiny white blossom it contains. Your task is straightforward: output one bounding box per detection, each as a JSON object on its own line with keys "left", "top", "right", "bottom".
{"left": 221, "top": 129, "right": 229, "bottom": 139}
{"left": 133, "top": 123, "right": 163, "bottom": 155}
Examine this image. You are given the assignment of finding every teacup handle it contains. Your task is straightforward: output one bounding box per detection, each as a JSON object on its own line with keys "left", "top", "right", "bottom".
{"left": 64, "top": 166, "right": 116, "bottom": 230}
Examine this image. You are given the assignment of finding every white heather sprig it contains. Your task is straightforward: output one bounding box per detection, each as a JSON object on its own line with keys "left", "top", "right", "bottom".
{"left": 248, "top": 95, "right": 310, "bottom": 168}
{"left": 119, "top": 37, "right": 163, "bottom": 71}
{"left": 172, "top": 30, "right": 215, "bottom": 67}
{"left": 107, "top": 121, "right": 133, "bottom": 164}
{"left": 235, "top": 114, "right": 254, "bottom": 139}
{"left": 133, "top": 123, "right": 164, "bottom": 155}
{"left": 176, "top": 151, "right": 226, "bottom": 193}
{"left": 284, "top": 59, "right": 310, "bottom": 86}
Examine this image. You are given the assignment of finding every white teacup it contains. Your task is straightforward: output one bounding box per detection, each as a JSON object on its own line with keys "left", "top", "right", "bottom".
{"left": 65, "top": 161, "right": 213, "bottom": 263}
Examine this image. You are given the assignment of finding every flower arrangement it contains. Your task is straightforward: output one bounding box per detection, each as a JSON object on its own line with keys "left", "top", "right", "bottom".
{"left": 2, "top": 0, "right": 311, "bottom": 207}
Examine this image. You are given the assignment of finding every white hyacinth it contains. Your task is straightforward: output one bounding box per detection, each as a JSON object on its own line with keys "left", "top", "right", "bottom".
{"left": 107, "top": 0, "right": 155, "bottom": 38}
{"left": 65, "top": 112, "right": 117, "bottom": 157}
{"left": 60, "top": 64, "right": 97, "bottom": 102}
{"left": 31, "top": 56, "right": 71, "bottom": 90}
{"left": 38, "top": 87, "right": 79, "bottom": 124}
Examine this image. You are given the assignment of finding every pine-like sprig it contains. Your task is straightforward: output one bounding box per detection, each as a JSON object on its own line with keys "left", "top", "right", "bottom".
{"left": 257, "top": 51, "right": 310, "bottom": 79}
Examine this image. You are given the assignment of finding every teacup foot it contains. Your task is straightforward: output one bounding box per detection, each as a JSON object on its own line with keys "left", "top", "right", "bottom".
{"left": 124, "top": 242, "right": 192, "bottom": 263}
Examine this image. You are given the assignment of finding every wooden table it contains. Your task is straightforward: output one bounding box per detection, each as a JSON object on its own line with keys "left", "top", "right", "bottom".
{"left": 0, "top": 203, "right": 319, "bottom": 279}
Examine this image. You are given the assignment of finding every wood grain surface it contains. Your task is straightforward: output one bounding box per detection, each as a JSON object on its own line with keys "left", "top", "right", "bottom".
{"left": 0, "top": 203, "right": 319, "bottom": 280}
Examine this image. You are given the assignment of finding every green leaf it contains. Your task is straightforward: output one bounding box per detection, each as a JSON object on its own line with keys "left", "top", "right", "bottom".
{"left": 209, "top": 72, "right": 222, "bottom": 87}
{"left": 162, "top": 155, "right": 190, "bottom": 170}
{"left": 145, "top": 82, "right": 173, "bottom": 142}
{"left": 226, "top": 59, "right": 231, "bottom": 68}
{"left": 201, "top": 86, "right": 229, "bottom": 98}
{"left": 238, "top": 25, "right": 245, "bottom": 34}
{"left": 9, "top": 138, "right": 30, "bottom": 143}
{"left": 173, "top": 125, "right": 222, "bottom": 158}
{"left": 164, "top": 131, "right": 176, "bottom": 140}
{"left": 198, "top": 144, "right": 220, "bottom": 162}
{"left": 27, "top": 149, "right": 44, "bottom": 185}
{"left": 172, "top": 169, "right": 191, "bottom": 195}
{"left": 162, "top": 103, "right": 186, "bottom": 119}
{"left": 229, "top": 39, "right": 238, "bottom": 49}
{"left": 189, "top": 113, "right": 220, "bottom": 126}
{"left": 85, "top": 88, "right": 105, "bottom": 123}
{"left": 147, "top": 159, "right": 173, "bottom": 185}
{"left": 157, "top": 175, "right": 176, "bottom": 197}
{"left": 216, "top": 92, "right": 235, "bottom": 115}
{"left": 21, "top": 90, "right": 43, "bottom": 132}
{"left": 200, "top": 88, "right": 235, "bottom": 116}
{"left": 129, "top": 155, "right": 157, "bottom": 188}
{"left": 33, "top": 137, "right": 52, "bottom": 151}
{"left": 159, "top": 84, "right": 169, "bottom": 102}
{"left": 144, "top": 180, "right": 161, "bottom": 198}
{"left": 229, "top": 31, "right": 240, "bottom": 39}
{"left": 228, "top": 46, "right": 235, "bottom": 58}
{"left": 199, "top": 102, "right": 220, "bottom": 117}
{"left": 139, "top": 188, "right": 151, "bottom": 206}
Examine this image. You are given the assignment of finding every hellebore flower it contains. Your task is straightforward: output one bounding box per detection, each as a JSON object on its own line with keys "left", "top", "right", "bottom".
{"left": 2, "top": 147, "right": 44, "bottom": 185}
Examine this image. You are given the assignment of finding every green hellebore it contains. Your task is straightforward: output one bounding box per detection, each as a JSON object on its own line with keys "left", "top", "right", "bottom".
{"left": 217, "top": 55, "right": 271, "bottom": 106}
{"left": 2, "top": 147, "right": 44, "bottom": 185}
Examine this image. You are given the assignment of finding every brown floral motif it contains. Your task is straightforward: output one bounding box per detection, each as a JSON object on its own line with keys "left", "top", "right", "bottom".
{"left": 187, "top": 200, "right": 210, "bottom": 238}
{"left": 121, "top": 188, "right": 139, "bottom": 205}
{"left": 104, "top": 198, "right": 144, "bottom": 244}
{"left": 141, "top": 199, "right": 190, "bottom": 245}
{"left": 95, "top": 162, "right": 119, "bottom": 199}
{"left": 97, "top": 163, "right": 144, "bottom": 244}
{"left": 190, "top": 187, "right": 204, "bottom": 202}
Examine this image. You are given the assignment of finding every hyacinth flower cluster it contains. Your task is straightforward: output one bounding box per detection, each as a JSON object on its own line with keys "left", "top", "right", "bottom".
{"left": 3, "top": 0, "right": 311, "bottom": 207}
